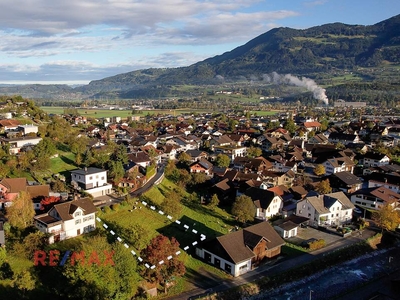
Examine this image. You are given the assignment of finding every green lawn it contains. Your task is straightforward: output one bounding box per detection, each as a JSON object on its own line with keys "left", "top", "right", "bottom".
{"left": 49, "top": 152, "right": 77, "bottom": 174}
{"left": 96, "top": 178, "right": 238, "bottom": 297}
{"left": 41, "top": 106, "right": 211, "bottom": 118}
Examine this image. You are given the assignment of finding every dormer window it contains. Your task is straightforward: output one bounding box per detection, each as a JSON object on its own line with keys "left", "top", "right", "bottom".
{"left": 75, "top": 211, "right": 81, "bottom": 217}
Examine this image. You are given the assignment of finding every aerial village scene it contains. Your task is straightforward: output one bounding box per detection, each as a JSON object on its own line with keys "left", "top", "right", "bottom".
{"left": 0, "top": 1, "right": 399, "bottom": 300}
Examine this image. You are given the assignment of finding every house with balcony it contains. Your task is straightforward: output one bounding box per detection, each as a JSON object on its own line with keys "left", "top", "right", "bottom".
{"left": 34, "top": 197, "right": 97, "bottom": 244}
{"left": 322, "top": 156, "right": 355, "bottom": 176}
{"left": 360, "top": 152, "right": 390, "bottom": 168}
{"left": 70, "top": 167, "right": 112, "bottom": 198}
{"left": 350, "top": 186, "right": 400, "bottom": 210}
{"left": 296, "top": 192, "right": 355, "bottom": 227}
{"left": 2, "top": 136, "right": 42, "bottom": 154}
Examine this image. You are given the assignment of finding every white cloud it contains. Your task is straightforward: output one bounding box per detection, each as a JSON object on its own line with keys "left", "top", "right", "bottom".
{"left": 0, "top": 0, "right": 301, "bottom": 82}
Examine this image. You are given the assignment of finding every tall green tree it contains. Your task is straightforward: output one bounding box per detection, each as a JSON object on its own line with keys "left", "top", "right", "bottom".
{"left": 161, "top": 191, "right": 182, "bottom": 217}
{"left": 33, "top": 137, "right": 56, "bottom": 159}
{"left": 62, "top": 235, "right": 139, "bottom": 300}
{"left": 215, "top": 154, "right": 230, "bottom": 167}
{"left": 247, "top": 146, "right": 262, "bottom": 158}
{"left": 232, "top": 195, "right": 255, "bottom": 224}
{"left": 208, "top": 194, "right": 220, "bottom": 210}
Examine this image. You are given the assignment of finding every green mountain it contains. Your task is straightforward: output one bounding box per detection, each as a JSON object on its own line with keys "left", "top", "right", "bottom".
{"left": 2, "top": 14, "right": 400, "bottom": 100}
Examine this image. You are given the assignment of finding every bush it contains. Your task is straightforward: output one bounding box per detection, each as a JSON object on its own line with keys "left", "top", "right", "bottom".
{"left": 111, "top": 203, "right": 120, "bottom": 211}
{"left": 308, "top": 239, "right": 326, "bottom": 250}
{"left": 103, "top": 206, "right": 111, "bottom": 214}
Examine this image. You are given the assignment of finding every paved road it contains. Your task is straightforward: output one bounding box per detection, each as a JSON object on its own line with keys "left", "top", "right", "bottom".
{"left": 93, "top": 164, "right": 165, "bottom": 207}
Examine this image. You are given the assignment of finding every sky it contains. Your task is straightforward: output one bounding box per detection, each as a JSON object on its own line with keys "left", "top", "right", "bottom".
{"left": 0, "top": 0, "right": 398, "bottom": 85}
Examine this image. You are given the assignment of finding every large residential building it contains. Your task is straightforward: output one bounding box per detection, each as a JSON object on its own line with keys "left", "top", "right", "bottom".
{"left": 34, "top": 197, "right": 97, "bottom": 244}
{"left": 350, "top": 186, "right": 400, "bottom": 210}
{"left": 70, "top": 167, "right": 112, "bottom": 198}
{"left": 296, "top": 192, "right": 355, "bottom": 227}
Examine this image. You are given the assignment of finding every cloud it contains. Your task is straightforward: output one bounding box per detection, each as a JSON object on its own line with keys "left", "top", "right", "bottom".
{"left": 0, "top": 1, "right": 301, "bottom": 82}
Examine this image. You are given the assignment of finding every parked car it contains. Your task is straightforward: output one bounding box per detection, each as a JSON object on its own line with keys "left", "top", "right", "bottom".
{"left": 353, "top": 207, "right": 362, "bottom": 214}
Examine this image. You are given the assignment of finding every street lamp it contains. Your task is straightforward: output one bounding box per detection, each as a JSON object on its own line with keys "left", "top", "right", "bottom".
{"left": 309, "top": 289, "right": 314, "bottom": 300}
{"left": 389, "top": 256, "right": 393, "bottom": 263}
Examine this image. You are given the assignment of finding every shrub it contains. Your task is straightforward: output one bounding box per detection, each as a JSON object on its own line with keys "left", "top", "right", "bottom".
{"left": 103, "top": 206, "right": 111, "bottom": 213}
{"left": 111, "top": 203, "right": 120, "bottom": 211}
{"left": 308, "top": 239, "right": 326, "bottom": 250}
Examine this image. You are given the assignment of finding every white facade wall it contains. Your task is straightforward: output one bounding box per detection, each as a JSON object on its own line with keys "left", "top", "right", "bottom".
{"left": 256, "top": 196, "right": 283, "bottom": 220}
{"left": 274, "top": 226, "right": 298, "bottom": 238}
{"left": 195, "top": 248, "right": 251, "bottom": 277}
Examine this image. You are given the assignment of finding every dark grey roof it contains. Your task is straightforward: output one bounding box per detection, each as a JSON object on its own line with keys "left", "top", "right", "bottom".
{"left": 70, "top": 167, "right": 106, "bottom": 176}
{"left": 333, "top": 171, "right": 362, "bottom": 185}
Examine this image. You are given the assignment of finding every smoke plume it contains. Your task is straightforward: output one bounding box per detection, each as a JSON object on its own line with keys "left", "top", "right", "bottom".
{"left": 263, "top": 72, "right": 328, "bottom": 105}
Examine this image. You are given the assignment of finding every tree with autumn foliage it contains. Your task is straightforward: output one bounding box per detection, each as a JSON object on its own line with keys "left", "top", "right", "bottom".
{"left": 6, "top": 191, "right": 35, "bottom": 229}
{"left": 140, "top": 234, "right": 185, "bottom": 293}
{"left": 372, "top": 202, "right": 400, "bottom": 232}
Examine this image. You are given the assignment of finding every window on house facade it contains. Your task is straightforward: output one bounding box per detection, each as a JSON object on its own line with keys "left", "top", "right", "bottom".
{"left": 75, "top": 219, "right": 81, "bottom": 225}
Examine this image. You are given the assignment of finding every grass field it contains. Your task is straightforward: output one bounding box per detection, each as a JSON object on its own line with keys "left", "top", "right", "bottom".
{"left": 40, "top": 106, "right": 215, "bottom": 118}
{"left": 97, "top": 178, "right": 234, "bottom": 297}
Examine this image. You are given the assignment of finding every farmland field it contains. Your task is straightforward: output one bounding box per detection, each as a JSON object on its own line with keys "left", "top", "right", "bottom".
{"left": 41, "top": 106, "right": 212, "bottom": 118}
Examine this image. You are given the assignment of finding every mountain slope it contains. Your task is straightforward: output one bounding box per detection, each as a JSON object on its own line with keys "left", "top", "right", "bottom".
{"left": 1, "top": 14, "right": 400, "bottom": 99}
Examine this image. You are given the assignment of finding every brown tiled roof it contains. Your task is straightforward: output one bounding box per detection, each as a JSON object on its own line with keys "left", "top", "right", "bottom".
{"left": 202, "top": 222, "right": 284, "bottom": 264}
{"left": 52, "top": 198, "right": 97, "bottom": 221}
{"left": 0, "top": 178, "right": 27, "bottom": 193}
{"left": 26, "top": 185, "right": 49, "bottom": 199}
{"left": 0, "top": 119, "right": 21, "bottom": 127}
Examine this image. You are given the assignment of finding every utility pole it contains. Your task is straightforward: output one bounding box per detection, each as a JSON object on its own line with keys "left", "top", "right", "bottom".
{"left": 309, "top": 289, "right": 314, "bottom": 300}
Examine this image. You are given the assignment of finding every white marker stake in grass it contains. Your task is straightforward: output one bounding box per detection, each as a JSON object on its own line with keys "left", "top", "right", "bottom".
{"left": 124, "top": 243, "right": 129, "bottom": 248}
{"left": 117, "top": 237, "right": 122, "bottom": 242}
{"left": 131, "top": 250, "right": 136, "bottom": 256}
{"left": 110, "top": 230, "right": 115, "bottom": 235}
{"left": 176, "top": 251, "right": 181, "bottom": 255}
{"left": 158, "top": 210, "right": 164, "bottom": 215}
{"left": 184, "top": 246, "right": 189, "bottom": 251}
{"left": 141, "top": 201, "right": 147, "bottom": 206}
{"left": 192, "top": 229, "right": 197, "bottom": 234}
{"left": 96, "top": 217, "right": 101, "bottom": 222}
{"left": 167, "top": 255, "right": 173, "bottom": 260}
{"left": 103, "top": 224, "right": 108, "bottom": 229}
{"left": 167, "top": 215, "right": 173, "bottom": 220}
{"left": 192, "top": 241, "right": 198, "bottom": 246}
{"left": 159, "top": 260, "right": 164, "bottom": 265}
{"left": 138, "top": 257, "right": 143, "bottom": 262}
{"left": 175, "top": 220, "right": 181, "bottom": 225}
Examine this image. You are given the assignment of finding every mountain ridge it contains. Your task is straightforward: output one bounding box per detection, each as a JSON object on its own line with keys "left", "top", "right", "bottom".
{"left": 1, "top": 14, "right": 400, "bottom": 100}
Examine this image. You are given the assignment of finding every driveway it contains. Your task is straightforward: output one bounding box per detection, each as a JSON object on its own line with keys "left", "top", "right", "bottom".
{"left": 288, "top": 227, "right": 343, "bottom": 246}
